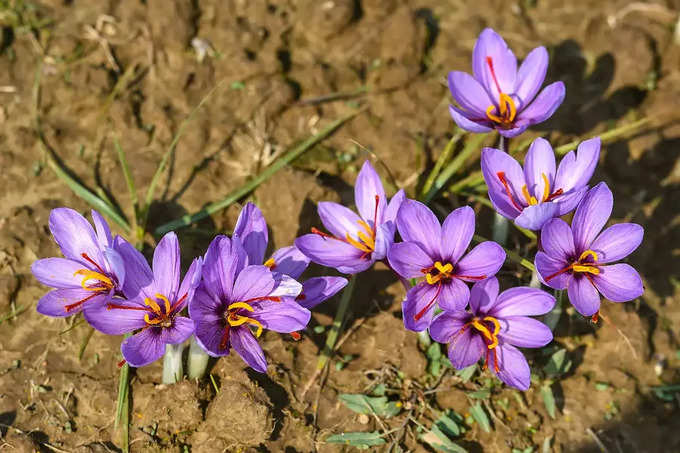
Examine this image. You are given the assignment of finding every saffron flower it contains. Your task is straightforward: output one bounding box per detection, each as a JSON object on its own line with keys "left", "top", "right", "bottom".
{"left": 233, "top": 202, "right": 348, "bottom": 309}
{"left": 448, "top": 28, "right": 565, "bottom": 137}
{"left": 535, "top": 182, "right": 644, "bottom": 317}
{"left": 190, "top": 235, "right": 310, "bottom": 373}
{"left": 387, "top": 202, "right": 506, "bottom": 331}
{"left": 295, "top": 161, "right": 405, "bottom": 274}
{"left": 84, "top": 232, "right": 202, "bottom": 367}
{"left": 481, "top": 137, "right": 600, "bottom": 230}
{"left": 31, "top": 208, "right": 129, "bottom": 317}
{"left": 430, "top": 277, "right": 555, "bottom": 390}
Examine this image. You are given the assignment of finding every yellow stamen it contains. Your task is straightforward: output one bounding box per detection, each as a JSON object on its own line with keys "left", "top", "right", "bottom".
{"left": 572, "top": 265, "right": 600, "bottom": 275}
{"left": 345, "top": 234, "right": 373, "bottom": 253}
{"left": 425, "top": 273, "right": 437, "bottom": 285}
{"left": 522, "top": 185, "right": 538, "bottom": 206}
{"left": 156, "top": 293, "right": 171, "bottom": 315}
{"left": 485, "top": 105, "right": 504, "bottom": 123}
{"left": 357, "top": 220, "right": 375, "bottom": 239}
{"left": 471, "top": 316, "right": 501, "bottom": 349}
{"left": 227, "top": 302, "right": 255, "bottom": 312}
{"left": 264, "top": 258, "right": 276, "bottom": 268}
{"left": 144, "top": 296, "right": 161, "bottom": 313}
{"left": 579, "top": 250, "right": 598, "bottom": 262}
{"left": 228, "top": 315, "right": 264, "bottom": 337}
{"left": 144, "top": 314, "right": 162, "bottom": 325}
{"left": 500, "top": 93, "right": 517, "bottom": 122}
{"left": 485, "top": 93, "right": 517, "bottom": 125}
{"left": 541, "top": 173, "right": 551, "bottom": 202}
{"left": 357, "top": 230, "right": 375, "bottom": 249}
{"left": 434, "top": 262, "right": 453, "bottom": 274}
{"left": 73, "top": 269, "right": 112, "bottom": 291}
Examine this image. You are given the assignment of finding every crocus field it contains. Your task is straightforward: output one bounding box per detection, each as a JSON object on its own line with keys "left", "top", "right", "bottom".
{"left": 1, "top": 1, "right": 679, "bottom": 452}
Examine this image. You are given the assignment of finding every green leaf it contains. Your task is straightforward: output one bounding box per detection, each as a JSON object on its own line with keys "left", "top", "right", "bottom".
{"left": 469, "top": 403, "right": 491, "bottom": 432}
{"left": 456, "top": 364, "right": 477, "bottom": 382}
{"left": 543, "top": 348, "right": 572, "bottom": 377}
{"left": 541, "top": 384, "right": 556, "bottom": 419}
{"left": 326, "top": 431, "right": 386, "bottom": 449}
{"left": 467, "top": 389, "right": 490, "bottom": 399}
{"left": 420, "top": 129, "right": 464, "bottom": 200}
{"left": 427, "top": 342, "right": 443, "bottom": 376}
{"left": 338, "top": 394, "right": 402, "bottom": 418}
{"left": 420, "top": 424, "right": 467, "bottom": 453}
{"left": 434, "top": 410, "right": 465, "bottom": 437}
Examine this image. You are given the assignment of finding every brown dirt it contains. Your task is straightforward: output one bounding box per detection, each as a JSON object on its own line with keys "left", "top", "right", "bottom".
{"left": 1, "top": 0, "right": 679, "bottom": 451}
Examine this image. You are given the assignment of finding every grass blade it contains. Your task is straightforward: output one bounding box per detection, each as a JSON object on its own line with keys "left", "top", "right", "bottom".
{"left": 114, "top": 138, "right": 138, "bottom": 215}
{"left": 155, "top": 111, "right": 361, "bottom": 235}
{"left": 115, "top": 333, "right": 131, "bottom": 453}
{"left": 420, "top": 129, "right": 464, "bottom": 200}
{"left": 461, "top": 192, "right": 537, "bottom": 241}
{"left": 448, "top": 171, "right": 485, "bottom": 194}
{"left": 472, "top": 234, "right": 535, "bottom": 272}
{"left": 316, "top": 274, "right": 356, "bottom": 372}
{"left": 554, "top": 117, "right": 651, "bottom": 155}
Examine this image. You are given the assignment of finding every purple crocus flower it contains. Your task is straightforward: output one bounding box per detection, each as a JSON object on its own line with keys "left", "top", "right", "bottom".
{"left": 295, "top": 161, "right": 405, "bottom": 274}
{"left": 429, "top": 277, "right": 554, "bottom": 390}
{"left": 233, "top": 202, "right": 348, "bottom": 309}
{"left": 481, "top": 137, "right": 600, "bottom": 230}
{"left": 448, "top": 28, "right": 565, "bottom": 138}
{"left": 535, "top": 182, "right": 644, "bottom": 317}
{"left": 84, "top": 232, "right": 202, "bottom": 367}
{"left": 189, "top": 235, "right": 310, "bottom": 373}
{"left": 31, "top": 208, "right": 130, "bottom": 317}
{"left": 387, "top": 201, "right": 506, "bottom": 331}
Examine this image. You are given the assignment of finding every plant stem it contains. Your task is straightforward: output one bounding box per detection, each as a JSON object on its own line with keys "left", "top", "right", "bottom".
{"left": 316, "top": 274, "right": 357, "bottom": 372}
{"left": 187, "top": 335, "right": 210, "bottom": 379}
{"left": 162, "top": 343, "right": 186, "bottom": 384}
{"left": 492, "top": 134, "right": 510, "bottom": 246}
{"left": 115, "top": 334, "right": 131, "bottom": 453}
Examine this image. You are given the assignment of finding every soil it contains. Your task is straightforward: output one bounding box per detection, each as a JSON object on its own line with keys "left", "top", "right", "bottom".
{"left": 1, "top": 0, "right": 679, "bottom": 452}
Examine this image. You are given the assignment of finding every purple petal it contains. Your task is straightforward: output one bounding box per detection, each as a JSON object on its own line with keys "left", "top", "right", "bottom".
{"left": 490, "top": 286, "right": 556, "bottom": 317}
{"left": 232, "top": 265, "right": 275, "bottom": 302}
{"left": 469, "top": 277, "right": 499, "bottom": 315}
{"left": 152, "top": 232, "right": 180, "bottom": 299}
{"left": 102, "top": 247, "right": 125, "bottom": 287}
{"left": 317, "top": 202, "right": 363, "bottom": 239}
{"left": 190, "top": 287, "right": 229, "bottom": 357}
{"left": 270, "top": 273, "right": 303, "bottom": 298}
{"left": 555, "top": 186, "right": 588, "bottom": 216}
{"left": 515, "top": 81, "right": 565, "bottom": 126}
{"left": 402, "top": 282, "right": 440, "bottom": 332}
{"left": 514, "top": 46, "right": 548, "bottom": 109}
{"left": 231, "top": 327, "right": 268, "bottom": 373}
{"left": 590, "top": 223, "right": 643, "bottom": 264}
{"left": 355, "top": 161, "right": 387, "bottom": 224}
{"left": 455, "top": 241, "right": 505, "bottom": 281}
{"left": 32, "top": 258, "right": 84, "bottom": 288}
{"left": 160, "top": 317, "right": 195, "bottom": 344}
{"left": 446, "top": 327, "right": 485, "bottom": 369}
{"left": 250, "top": 299, "right": 310, "bottom": 332}
{"left": 448, "top": 105, "right": 494, "bottom": 133}
{"left": 490, "top": 344, "right": 531, "bottom": 390}
{"left": 523, "top": 138, "right": 556, "bottom": 201}
{"left": 572, "top": 182, "right": 613, "bottom": 252}
{"left": 233, "top": 202, "right": 269, "bottom": 266}
{"left": 372, "top": 221, "right": 393, "bottom": 261}
{"left": 535, "top": 251, "right": 570, "bottom": 290}
{"left": 176, "top": 258, "right": 203, "bottom": 312}
{"left": 567, "top": 276, "right": 601, "bottom": 316}
{"left": 499, "top": 316, "right": 553, "bottom": 348}
{"left": 384, "top": 189, "right": 406, "bottom": 224}
{"left": 438, "top": 279, "right": 471, "bottom": 312}
{"left": 592, "top": 264, "right": 643, "bottom": 302}
{"left": 268, "top": 246, "right": 310, "bottom": 279}
{"left": 294, "top": 234, "right": 371, "bottom": 274}
{"left": 514, "top": 202, "right": 559, "bottom": 231}
{"left": 114, "top": 236, "right": 154, "bottom": 300}
{"left": 203, "top": 235, "right": 247, "bottom": 302}
{"left": 472, "top": 28, "right": 517, "bottom": 101}
{"left": 37, "top": 288, "right": 109, "bottom": 317}
{"left": 448, "top": 71, "right": 493, "bottom": 116}
{"left": 540, "top": 218, "right": 575, "bottom": 262}
{"left": 429, "top": 311, "right": 470, "bottom": 343}
{"left": 387, "top": 242, "right": 432, "bottom": 279}
{"left": 497, "top": 124, "right": 531, "bottom": 138}
{"left": 396, "top": 199, "right": 442, "bottom": 258}
{"left": 554, "top": 137, "right": 601, "bottom": 193}
{"left": 296, "top": 276, "right": 348, "bottom": 309}
{"left": 49, "top": 208, "right": 103, "bottom": 264}
{"left": 440, "top": 206, "right": 475, "bottom": 263}
{"left": 481, "top": 147, "right": 525, "bottom": 219}
{"left": 121, "top": 328, "right": 166, "bottom": 367}
{"left": 91, "top": 210, "right": 113, "bottom": 248}
{"left": 83, "top": 298, "right": 147, "bottom": 334}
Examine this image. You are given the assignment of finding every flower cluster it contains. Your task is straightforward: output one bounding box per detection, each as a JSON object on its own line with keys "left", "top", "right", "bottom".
{"left": 31, "top": 28, "right": 644, "bottom": 392}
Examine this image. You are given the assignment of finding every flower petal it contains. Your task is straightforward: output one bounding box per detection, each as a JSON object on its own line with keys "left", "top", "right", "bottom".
{"left": 402, "top": 282, "right": 440, "bottom": 332}
{"left": 499, "top": 316, "right": 553, "bottom": 348}
{"left": 438, "top": 279, "right": 471, "bottom": 312}
{"left": 440, "top": 206, "right": 475, "bottom": 263}
{"left": 152, "top": 232, "right": 180, "bottom": 300}
{"left": 387, "top": 242, "right": 432, "bottom": 279}
{"left": 567, "top": 276, "right": 601, "bottom": 316}
{"left": 514, "top": 202, "right": 559, "bottom": 231}
{"left": 455, "top": 241, "right": 505, "bottom": 281}
{"left": 540, "top": 218, "right": 575, "bottom": 262}
{"left": 497, "top": 124, "right": 531, "bottom": 138}
{"left": 176, "top": 258, "right": 203, "bottom": 312}
{"left": 161, "top": 317, "right": 195, "bottom": 344}
{"left": 190, "top": 288, "right": 229, "bottom": 357}
{"left": 268, "top": 246, "right": 310, "bottom": 279}
{"left": 233, "top": 202, "right": 269, "bottom": 266}
{"left": 203, "top": 235, "right": 247, "bottom": 302}
{"left": 295, "top": 276, "right": 348, "bottom": 309}
{"left": 472, "top": 28, "right": 517, "bottom": 101}
{"left": 49, "top": 208, "right": 103, "bottom": 265}
{"left": 446, "top": 328, "right": 485, "bottom": 369}
{"left": 32, "top": 258, "right": 84, "bottom": 288}
{"left": 592, "top": 263, "right": 643, "bottom": 302}
{"left": 250, "top": 299, "right": 310, "bottom": 332}
{"left": 294, "top": 234, "right": 371, "bottom": 274}
{"left": 355, "top": 161, "right": 387, "bottom": 224}
{"left": 448, "top": 105, "right": 494, "bottom": 133}
{"left": 514, "top": 46, "right": 548, "bottom": 109}
{"left": 490, "top": 287, "right": 556, "bottom": 317}
{"left": 447, "top": 71, "right": 493, "bottom": 116}
{"left": 102, "top": 247, "right": 126, "bottom": 288}
{"left": 396, "top": 199, "right": 441, "bottom": 259}
{"left": 231, "top": 327, "right": 268, "bottom": 373}
{"left": 114, "top": 236, "right": 154, "bottom": 300}
{"left": 372, "top": 221, "right": 393, "bottom": 261}
{"left": 490, "top": 344, "right": 531, "bottom": 390}
{"left": 590, "top": 223, "right": 643, "bottom": 264}
{"left": 555, "top": 186, "right": 588, "bottom": 216}
{"left": 270, "top": 272, "right": 303, "bottom": 298}
{"left": 554, "top": 137, "right": 601, "bottom": 193}
{"left": 572, "top": 182, "right": 613, "bottom": 252}
{"left": 469, "top": 277, "right": 500, "bottom": 315}
{"left": 232, "top": 265, "right": 276, "bottom": 302}
{"left": 523, "top": 137, "right": 556, "bottom": 201}
{"left": 121, "top": 328, "right": 166, "bottom": 367}
{"left": 318, "top": 202, "right": 363, "bottom": 239}
{"left": 384, "top": 189, "right": 406, "bottom": 224}
{"left": 481, "top": 147, "right": 526, "bottom": 219}
{"left": 91, "top": 209, "right": 113, "bottom": 249}
{"left": 429, "top": 311, "right": 470, "bottom": 343}
{"left": 535, "top": 251, "right": 570, "bottom": 290}
{"left": 83, "top": 297, "right": 147, "bottom": 334}
{"left": 515, "top": 81, "right": 565, "bottom": 127}
{"left": 37, "top": 288, "right": 109, "bottom": 317}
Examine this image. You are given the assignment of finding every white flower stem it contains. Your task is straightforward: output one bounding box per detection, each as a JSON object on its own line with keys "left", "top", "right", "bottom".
{"left": 162, "top": 343, "right": 185, "bottom": 384}
{"left": 187, "top": 335, "right": 210, "bottom": 379}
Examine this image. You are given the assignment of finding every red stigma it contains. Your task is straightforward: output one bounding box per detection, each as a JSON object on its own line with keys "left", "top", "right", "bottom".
{"left": 168, "top": 293, "right": 189, "bottom": 314}
{"left": 591, "top": 311, "right": 600, "bottom": 324}
{"left": 496, "top": 172, "right": 524, "bottom": 212}
{"left": 219, "top": 326, "right": 230, "bottom": 350}
{"left": 456, "top": 274, "right": 487, "bottom": 281}
{"left": 372, "top": 195, "right": 380, "bottom": 232}
{"left": 64, "top": 292, "right": 101, "bottom": 312}
{"left": 106, "top": 303, "right": 149, "bottom": 311}
{"left": 290, "top": 332, "right": 302, "bottom": 341}
{"left": 81, "top": 253, "right": 107, "bottom": 275}
{"left": 414, "top": 283, "right": 443, "bottom": 321}
{"left": 243, "top": 296, "right": 281, "bottom": 304}
{"left": 311, "top": 227, "right": 335, "bottom": 239}
{"left": 485, "top": 56, "right": 503, "bottom": 94}
{"left": 545, "top": 188, "right": 564, "bottom": 202}
{"left": 295, "top": 293, "right": 306, "bottom": 301}
{"left": 117, "top": 359, "right": 127, "bottom": 368}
